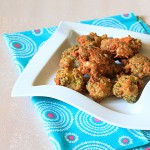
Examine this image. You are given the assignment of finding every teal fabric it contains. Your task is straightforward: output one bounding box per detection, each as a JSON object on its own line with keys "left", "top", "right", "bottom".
{"left": 3, "top": 13, "right": 150, "bottom": 150}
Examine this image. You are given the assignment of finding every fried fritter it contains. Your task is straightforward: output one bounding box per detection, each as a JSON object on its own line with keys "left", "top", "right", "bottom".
{"left": 59, "top": 45, "right": 79, "bottom": 69}
{"left": 54, "top": 68, "right": 84, "bottom": 92}
{"left": 55, "top": 32, "right": 145, "bottom": 104}
{"left": 77, "top": 46, "right": 122, "bottom": 78}
{"left": 124, "top": 54, "right": 150, "bottom": 78}
{"left": 120, "top": 35, "right": 142, "bottom": 54}
{"left": 113, "top": 74, "right": 144, "bottom": 103}
{"left": 86, "top": 76, "right": 113, "bottom": 102}
{"left": 75, "top": 46, "right": 90, "bottom": 61}
{"left": 77, "top": 32, "right": 107, "bottom": 47}
{"left": 100, "top": 38, "right": 133, "bottom": 59}
{"left": 100, "top": 35, "right": 142, "bottom": 59}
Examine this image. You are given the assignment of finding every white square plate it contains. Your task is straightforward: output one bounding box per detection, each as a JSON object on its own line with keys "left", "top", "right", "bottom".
{"left": 12, "top": 22, "right": 150, "bottom": 129}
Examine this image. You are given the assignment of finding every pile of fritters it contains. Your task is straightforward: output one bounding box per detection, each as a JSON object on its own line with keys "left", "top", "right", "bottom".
{"left": 54, "top": 32, "right": 150, "bottom": 103}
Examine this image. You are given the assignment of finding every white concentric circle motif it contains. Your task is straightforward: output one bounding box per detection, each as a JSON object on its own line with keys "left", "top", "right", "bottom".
{"left": 65, "top": 132, "right": 79, "bottom": 143}
{"left": 4, "top": 33, "right": 37, "bottom": 58}
{"left": 32, "top": 28, "right": 43, "bottom": 36}
{"left": 49, "top": 137, "right": 61, "bottom": 150}
{"left": 92, "top": 18, "right": 127, "bottom": 29}
{"left": 46, "top": 26, "right": 57, "bottom": 35}
{"left": 75, "top": 111, "right": 119, "bottom": 136}
{"left": 73, "top": 141, "right": 115, "bottom": 150}
{"left": 118, "top": 136, "right": 133, "bottom": 146}
{"left": 127, "top": 129, "right": 147, "bottom": 140}
{"left": 121, "top": 13, "right": 132, "bottom": 19}
{"left": 142, "top": 130, "right": 150, "bottom": 140}
{"left": 131, "top": 148, "right": 143, "bottom": 150}
{"left": 129, "top": 22, "right": 145, "bottom": 33}
{"left": 34, "top": 100, "right": 73, "bottom": 132}
{"left": 14, "top": 60, "right": 25, "bottom": 73}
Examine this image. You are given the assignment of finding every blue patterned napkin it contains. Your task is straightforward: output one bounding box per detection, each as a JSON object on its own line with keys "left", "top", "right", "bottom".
{"left": 3, "top": 13, "right": 150, "bottom": 150}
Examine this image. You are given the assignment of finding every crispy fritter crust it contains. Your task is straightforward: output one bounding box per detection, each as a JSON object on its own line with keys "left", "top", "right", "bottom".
{"left": 101, "top": 39, "right": 133, "bottom": 59}
{"left": 54, "top": 68, "right": 84, "bottom": 92}
{"left": 113, "top": 74, "right": 144, "bottom": 103}
{"left": 120, "top": 35, "right": 142, "bottom": 54}
{"left": 86, "top": 76, "right": 113, "bottom": 102}
{"left": 124, "top": 54, "right": 150, "bottom": 78}
{"left": 59, "top": 45, "right": 79, "bottom": 69}
{"left": 100, "top": 36, "right": 142, "bottom": 59}
{"left": 77, "top": 32, "right": 107, "bottom": 47}
{"left": 55, "top": 33, "right": 146, "bottom": 103}
{"left": 77, "top": 46, "right": 122, "bottom": 78}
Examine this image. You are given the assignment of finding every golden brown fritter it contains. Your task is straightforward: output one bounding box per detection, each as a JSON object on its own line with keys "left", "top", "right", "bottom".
{"left": 113, "top": 74, "right": 144, "bottom": 103}
{"left": 59, "top": 45, "right": 79, "bottom": 69}
{"left": 124, "top": 54, "right": 150, "bottom": 78}
{"left": 54, "top": 68, "right": 84, "bottom": 92}
{"left": 77, "top": 32, "right": 107, "bottom": 47}
{"left": 77, "top": 46, "right": 122, "bottom": 78}
{"left": 76, "top": 46, "right": 90, "bottom": 62}
{"left": 100, "top": 35, "right": 142, "bottom": 59}
{"left": 55, "top": 32, "right": 145, "bottom": 104}
{"left": 100, "top": 38, "right": 133, "bottom": 59}
{"left": 120, "top": 35, "right": 142, "bottom": 54}
{"left": 86, "top": 76, "right": 113, "bottom": 102}
{"left": 61, "top": 45, "right": 79, "bottom": 58}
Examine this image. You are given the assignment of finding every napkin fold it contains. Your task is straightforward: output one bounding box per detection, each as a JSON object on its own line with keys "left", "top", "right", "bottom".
{"left": 3, "top": 13, "right": 150, "bottom": 150}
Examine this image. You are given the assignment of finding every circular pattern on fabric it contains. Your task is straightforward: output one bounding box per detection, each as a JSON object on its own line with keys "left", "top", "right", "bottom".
{"left": 49, "top": 137, "right": 61, "bottom": 150}
{"left": 65, "top": 132, "right": 79, "bottom": 143}
{"left": 121, "top": 13, "right": 132, "bottom": 19}
{"left": 129, "top": 22, "right": 146, "bottom": 33}
{"left": 118, "top": 136, "right": 133, "bottom": 146}
{"left": 35, "top": 101, "right": 73, "bottom": 132}
{"left": 92, "top": 18, "right": 127, "bottom": 29}
{"left": 14, "top": 61, "right": 25, "bottom": 73}
{"left": 75, "top": 111, "right": 118, "bottom": 136}
{"left": 128, "top": 129, "right": 147, "bottom": 140}
{"left": 32, "top": 28, "right": 43, "bottom": 36}
{"left": 131, "top": 147, "right": 144, "bottom": 150}
{"left": 4, "top": 34, "right": 37, "bottom": 58}
{"left": 73, "top": 141, "right": 115, "bottom": 150}
{"left": 142, "top": 131, "right": 150, "bottom": 140}
{"left": 133, "top": 148, "right": 143, "bottom": 150}
{"left": 46, "top": 26, "right": 57, "bottom": 35}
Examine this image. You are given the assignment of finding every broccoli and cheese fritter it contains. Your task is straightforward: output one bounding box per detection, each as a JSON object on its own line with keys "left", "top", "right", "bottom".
{"left": 124, "top": 54, "right": 150, "bottom": 78}
{"left": 54, "top": 68, "right": 84, "bottom": 93}
{"left": 113, "top": 75, "right": 144, "bottom": 103}
{"left": 86, "top": 76, "right": 113, "bottom": 102}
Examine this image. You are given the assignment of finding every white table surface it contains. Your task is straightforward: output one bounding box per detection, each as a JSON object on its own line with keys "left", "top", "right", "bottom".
{"left": 0, "top": 0, "right": 150, "bottom": 149}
